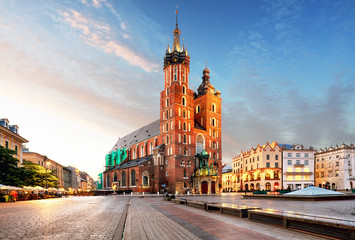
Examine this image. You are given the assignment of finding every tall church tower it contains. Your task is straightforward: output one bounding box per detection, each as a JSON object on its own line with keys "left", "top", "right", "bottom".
{"left": 194, "top": 67, "right": 222, "bottom": 178}
{"left": 160, "top": 11, "right": 195, "bottom": 192}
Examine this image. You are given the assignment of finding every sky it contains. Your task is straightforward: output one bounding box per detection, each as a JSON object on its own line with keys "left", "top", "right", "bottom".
{"left": 1, "top": 0, "right": 354, "bottom": 179}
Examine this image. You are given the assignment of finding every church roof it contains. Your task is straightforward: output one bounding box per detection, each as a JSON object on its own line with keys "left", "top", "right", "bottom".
{"left": 284, "top": 186, "right": 345, "bottom": 196}
{"left": 111, "top": 119, "right": 160, "bottom": 152}
{"left": 106, "top": 155, "right": 153, "bottom": 172}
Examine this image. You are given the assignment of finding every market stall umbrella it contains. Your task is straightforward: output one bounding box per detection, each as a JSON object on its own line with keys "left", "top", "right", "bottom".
{"left": 33, "top": 186, "right": 44, "bottom": 191}
{"left": 48, "top": 187, "right": 59, "bottom": 192}
{"left": 23, "top": 186, "right": 36, "bottom": 191}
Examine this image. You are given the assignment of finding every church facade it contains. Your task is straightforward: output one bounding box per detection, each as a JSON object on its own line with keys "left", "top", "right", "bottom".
{"left": 103, "top": 13, "right": 222, "bottom": 194}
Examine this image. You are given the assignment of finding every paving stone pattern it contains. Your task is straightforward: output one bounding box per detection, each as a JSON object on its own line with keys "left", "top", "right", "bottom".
{"left": 126, "top": 197, "right": 323, "bottom": 240}
{"left": 183, "top": 193, "right": 355, "bottom": 220}
{"left": 0, "top": 196, "right": 127, "bottom": 240}
{"left": 124, "top": 197, "right": 200, "bottom": 240}
{"left": 0, "top": 194, "right": 334, "bottom": 240}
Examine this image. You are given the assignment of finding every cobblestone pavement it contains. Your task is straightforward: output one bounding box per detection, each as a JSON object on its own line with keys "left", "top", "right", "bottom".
{"left": 180, "top": 193, "right": 355, "bottom": 220}
{"left": 0, "top": 196, "right": 127, "bottom": 240}
{"left": 125, "top": 197, "right": 323, "bottom": 240}
{"left": 0, "top": 195, "right": 343, "bottom": 240}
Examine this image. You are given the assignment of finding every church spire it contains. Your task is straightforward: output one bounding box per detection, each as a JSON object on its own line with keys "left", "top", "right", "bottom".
{"left": 172, "top": 10, "right": 181, "bottom": 52}
{"left": 163, "top": 11, "right": 189, "bottom": 68}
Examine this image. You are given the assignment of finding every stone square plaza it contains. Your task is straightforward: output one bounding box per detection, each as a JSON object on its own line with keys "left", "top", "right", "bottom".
{"left": 0, "top": 193, "right": 354, "bottom": 239}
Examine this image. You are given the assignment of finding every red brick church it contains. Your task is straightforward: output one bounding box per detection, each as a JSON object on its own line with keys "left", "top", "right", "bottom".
{"left": 103, "top": 13, "right": 222, "bottom": 194}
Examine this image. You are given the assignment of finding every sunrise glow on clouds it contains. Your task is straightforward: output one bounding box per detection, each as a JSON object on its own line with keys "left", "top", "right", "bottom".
{"left": 0, "top": 0, "right": 354, "bottom": 178}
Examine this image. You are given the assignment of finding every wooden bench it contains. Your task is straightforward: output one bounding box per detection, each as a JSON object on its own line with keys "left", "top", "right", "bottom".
{"left": 206, "top": 203, "right": 261, "bottom": 218}
{"left": 248, "top": 209, "right": 355, "bottom": 240}
{"left": 186, "top": 200, "right": 206, "bottom": 210}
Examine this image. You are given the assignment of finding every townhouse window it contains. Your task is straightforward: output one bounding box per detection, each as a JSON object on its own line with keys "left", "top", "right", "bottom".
{"left": 266, "top": 155, "right": 270, "bottom": 160}
{"left": 275, "top": 155, "right": 278, "bottom": 160}
{"left": 288, "top": 160, "right": 292, "bottom": 165}
{"left": 275, "top": 162, "right": 279, "bottom": 168}
{"left": 287, "top": 153, "right": 292, "bottom": 157}
{"left": 304, "top": 153, "right": 309, "bottom": 157}
{"left": 266, "top": 162, "right": 270, "bottom": 168}
{"left": 296, "top": 153, "right": 300, "bottom": 157}
{"left": 296, "top": 160, "right": 300, "bottom": 165}
{"left": 305, "top": 160, "right": 309, "bottom": 165}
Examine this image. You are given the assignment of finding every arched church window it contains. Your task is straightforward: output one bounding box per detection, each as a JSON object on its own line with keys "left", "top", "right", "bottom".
{"left": 182, "top": 109, "right": 186, "bottom": 118}
{"left": 143, "top": 176, "right": 149, "bottom": 186}
{"left": 183, "top": 134, "right": 187, "bottom": 144}
{"left": 184, "top": 168, "right": 187, "bottom": 177}
{"left": 174, "top": 66, "right": 177, "bottom": 81}
{"left": 182, "top": 85, "right": 186, "bottom": 94}
{"left": 182, "top": 97, "right": 186, "bottom": 106}
{"left": 196, "top": 105, "right": 201, "bottom": 113}
{"left": 196, "top": 134, "right": 204, "bottom": 154}
{"left": 122, "top": 171, "right": 126, "bottom": 186}
{"left": 106, "top": 174, "right": 110, "bottom": 188}
{"left": 131, "top": 170, "right": 136, "bottom": 186}
{"left": 166, "top": 110, "right": 169, "bottom": 120}
{"left": 166, "top": 122, "right": 169, "bottom": 132}
{"left": 113, "top": 172, "right": 118, "bottom": 182}
{"left": 183, "top": 122, "right": 187, "bottom": 131}
{"left": 166, "top": 98, "right": 169, "bottom": 107}
{"left": 212, "top": 118, "right": 216, "bottom": 127}
{"left": 166, "top": 87, "right": 169, "bottom": 95}
{"left": 166, "top": 134, "right": 169, "bottom": 145}
{"left": 183, "top": 68, "right": 186, "bottom": 82}
{"left": 212, "top": 103, "right": 216, "bottom": 112}
{"left": 141, "top": 145, "right": 144, "bottom": 157}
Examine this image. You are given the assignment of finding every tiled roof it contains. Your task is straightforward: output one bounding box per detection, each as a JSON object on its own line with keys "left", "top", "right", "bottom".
{"left": 111, "top": 119, "right": 160, "bottom": 152}
{"left": 106, "top": 155, "right": 153, "bottom": 172}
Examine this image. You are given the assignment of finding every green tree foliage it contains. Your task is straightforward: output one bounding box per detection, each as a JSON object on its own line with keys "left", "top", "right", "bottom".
{"left": 22, "top": 160, "right": 59, "bottom": 188}
{"left": 0, "top": 146, "right": 25, "bottom": 186}
{"left": 0, "top": 146, "right": 59, "bottom": 188}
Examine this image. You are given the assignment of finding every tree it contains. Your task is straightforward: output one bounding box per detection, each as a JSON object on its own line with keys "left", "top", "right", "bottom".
{"left": 0, "top": 146, "right": 25, "bottom": 186}
{"left": 22, "top": 160, "right": 59, "bottom": 188}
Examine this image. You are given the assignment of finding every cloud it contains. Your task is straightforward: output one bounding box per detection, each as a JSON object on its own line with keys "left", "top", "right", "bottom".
{"left": 61, "top": 9, "right": 159, "bottom": 72}
{"left": 222, "top": 0, "right": 355, "bottom": 162}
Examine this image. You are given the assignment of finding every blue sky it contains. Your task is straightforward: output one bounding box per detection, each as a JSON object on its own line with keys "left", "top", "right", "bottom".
{"left": 0, "top": 0, "right": 354, "bottom": 179}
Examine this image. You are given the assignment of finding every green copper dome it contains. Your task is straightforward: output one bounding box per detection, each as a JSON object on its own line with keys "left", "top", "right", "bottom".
{"left": 200, "top": 150, "right": 209, "bottom": 156}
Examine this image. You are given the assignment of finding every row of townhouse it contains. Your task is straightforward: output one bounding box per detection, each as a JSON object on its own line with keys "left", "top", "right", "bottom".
{"left": 230, "top": 141, "right": 355, "bottom": 192}
{"left": 1, "top": 118, "right": 96, "bottom": 191}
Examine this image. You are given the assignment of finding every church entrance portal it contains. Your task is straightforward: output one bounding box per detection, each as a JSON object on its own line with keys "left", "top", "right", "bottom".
{"left": 211, "top": 181, "right": 216, "bottom": 193}
{"left": 201, "top": 181, "right": 208, "bottom": 194}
